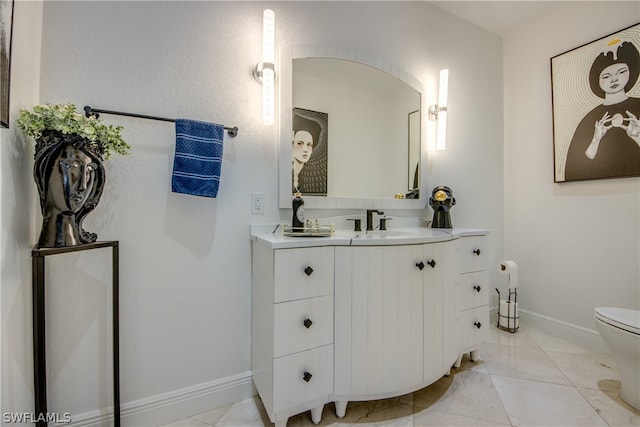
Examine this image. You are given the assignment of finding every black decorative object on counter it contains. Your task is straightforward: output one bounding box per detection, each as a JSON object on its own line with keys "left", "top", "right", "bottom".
{"left": 429, "top": 185, "right": 456, "bottom": 228}
{"left": 33, "top": 130, "right": 106, "bottom": 247}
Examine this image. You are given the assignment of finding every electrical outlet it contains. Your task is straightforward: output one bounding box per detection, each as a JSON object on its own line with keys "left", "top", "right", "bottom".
{"left": 251, "top": 192, "right": 265, "bottom": 214}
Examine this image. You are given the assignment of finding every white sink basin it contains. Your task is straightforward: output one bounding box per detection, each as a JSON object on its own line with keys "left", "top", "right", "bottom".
{"left": 359, "top": 230, "right": 418, "bottom": 237}
{"left": 346, "top": 228, "right": 452, "bottom": 245}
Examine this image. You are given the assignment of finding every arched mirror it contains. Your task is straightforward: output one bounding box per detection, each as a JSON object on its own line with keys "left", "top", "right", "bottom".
{"left": 279, "top": 46, "right": 425, "bottom": 209}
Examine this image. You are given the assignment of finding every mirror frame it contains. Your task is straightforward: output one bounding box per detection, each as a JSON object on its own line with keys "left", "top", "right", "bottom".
{"left": 278, "top": 45, "right": 426, "bottom": 210}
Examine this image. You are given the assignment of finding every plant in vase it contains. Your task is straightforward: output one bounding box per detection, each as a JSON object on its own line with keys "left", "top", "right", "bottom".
{"left": 16, "top": 103, "right": 130, "bottom": 248}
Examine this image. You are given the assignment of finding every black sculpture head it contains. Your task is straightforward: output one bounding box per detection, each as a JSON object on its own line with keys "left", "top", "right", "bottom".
{"left": 428, "top": 185, "right": 456, "bottom": 229}
{"left": 34, "top": 131, "right": 105, "bottom": 247}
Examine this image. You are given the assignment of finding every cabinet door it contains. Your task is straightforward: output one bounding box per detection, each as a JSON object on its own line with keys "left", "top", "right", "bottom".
{"left": 335, "top": 245, "right": 424, "bottom": 396}
{"left": 423, "top": 241, "right": 456, "bottom": 382}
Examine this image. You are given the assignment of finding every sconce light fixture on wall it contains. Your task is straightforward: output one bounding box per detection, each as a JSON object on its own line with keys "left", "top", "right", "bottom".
{"left": 428, "top": 69, "right": 449, "bottom": 150}
{"left": 254, "top": 9, "right": 276, "bottom": 125}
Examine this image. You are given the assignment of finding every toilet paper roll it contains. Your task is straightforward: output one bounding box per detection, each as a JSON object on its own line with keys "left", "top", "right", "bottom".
{"left": 498, "top": 260, "right": 518, "bottom": 288}
{"left": 499, "top": 299, "right": 519, "bottom": 329}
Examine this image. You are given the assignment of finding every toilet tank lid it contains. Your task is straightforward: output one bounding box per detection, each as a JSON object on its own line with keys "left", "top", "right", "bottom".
{"left": 595, "top": 307, "right": 640, "bottom": 332}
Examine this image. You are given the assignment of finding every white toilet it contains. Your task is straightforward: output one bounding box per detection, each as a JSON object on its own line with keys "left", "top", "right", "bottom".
{"left": 594, "top": 307, "right": 640, "bottom": 411}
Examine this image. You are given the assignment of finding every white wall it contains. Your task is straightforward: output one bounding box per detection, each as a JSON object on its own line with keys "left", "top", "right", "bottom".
{"left": 1, "top": 0, "right": 42, "bottom": 421}
{"left": 3, "top": 1, "right": 503, "bottom": 424}
{"left": 503, "top": 2, "right": 640, "bottom": 340}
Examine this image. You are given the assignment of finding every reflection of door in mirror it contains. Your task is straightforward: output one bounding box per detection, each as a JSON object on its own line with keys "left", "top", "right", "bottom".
{"left": 292, "top": 107, "right": 328, "bottom": 196}
{"left": 408, "top": 110, "right": 420, "bottom": 198}
{"left": 293, "top": 57, "right": 421, "bottom": 200}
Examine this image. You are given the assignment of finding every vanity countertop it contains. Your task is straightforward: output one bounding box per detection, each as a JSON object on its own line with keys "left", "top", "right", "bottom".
{"left": 251, "top": 226, "right": 489, "bottom": 249}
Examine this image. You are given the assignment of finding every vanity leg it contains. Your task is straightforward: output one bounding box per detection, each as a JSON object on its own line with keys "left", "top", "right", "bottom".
{"left": 274, "top": 419, "right": 288, "bottom": 427}
{"left": 444, "top": 367, "right": 451, "bottom": 377}
{"left": 453, "top": 354, "right": 463, "bottom": 369}
{"left": 335, "top": 401, "right": 348, "bottom": 418}
{"left": 310, "top": 405, "right": 324, "bottom": 424}
{"left": 470, "top": 350, "right": 480, "bottom": 362}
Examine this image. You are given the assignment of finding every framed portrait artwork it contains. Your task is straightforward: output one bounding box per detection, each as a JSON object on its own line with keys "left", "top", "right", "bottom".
{"left": 551, "top": 23, "right": 640, "bottom": 182}
{"left": 0, "top": 0, "right": 14, "bottom": 128}
{"left": 292, "top": 107, "right": 328, "bottom": 196}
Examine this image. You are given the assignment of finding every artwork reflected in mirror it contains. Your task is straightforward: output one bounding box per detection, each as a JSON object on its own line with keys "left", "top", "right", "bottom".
{"left": 292, "top": 107, "right": 328, "bottom": 196}
{"left": 407, "top": 110, "right": 420, "bottom": 199}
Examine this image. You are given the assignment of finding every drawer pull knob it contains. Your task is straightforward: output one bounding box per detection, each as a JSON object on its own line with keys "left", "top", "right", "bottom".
{"left": 303, "top": 318, "right": 313, "bottom": 329}
{"left": 473, "top": 249, "right": 481, "bottom": 256}
{"left": 416, "top": 261, "right": 425, "bottom": 271}
{"left": 473, "top": 284, "right": 482, "bottom": 292}
{"left": 474, "top": 321, "right": 482, "bottom": 329}
{"left": 304, "top": 266, "right": 314, "bottom": 276}
{"left": 303, "top": 371, "right": 313, "bottom": 382}
{"left": 427, "top": 259, "right": 436, "bottom": 268}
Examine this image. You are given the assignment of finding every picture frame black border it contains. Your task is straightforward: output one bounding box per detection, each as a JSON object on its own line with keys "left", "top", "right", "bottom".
{"left": 1, "top": 0, "right": 15, "bottom": 129}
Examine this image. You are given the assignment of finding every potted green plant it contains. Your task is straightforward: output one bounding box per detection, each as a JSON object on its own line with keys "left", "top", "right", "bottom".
{"left": 16, "top": 103, "right": 130, "bottom": 247}
{"left": 17, "top": 103, "right": 130, "bottom": 158}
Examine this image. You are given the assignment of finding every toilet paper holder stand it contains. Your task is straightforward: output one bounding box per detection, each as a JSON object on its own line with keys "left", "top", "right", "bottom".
{"left": 496, "top": 287, "right": 519, "bottom": 333}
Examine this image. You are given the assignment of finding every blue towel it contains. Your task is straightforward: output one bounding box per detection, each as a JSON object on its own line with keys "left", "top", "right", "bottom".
{"left": 172, "top": 119, "right": 224, "bottom": 198}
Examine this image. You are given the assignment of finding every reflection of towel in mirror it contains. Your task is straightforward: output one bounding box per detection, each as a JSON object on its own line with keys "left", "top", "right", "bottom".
{"left": 172, "top": 119, "right": 224, "bottom": 198}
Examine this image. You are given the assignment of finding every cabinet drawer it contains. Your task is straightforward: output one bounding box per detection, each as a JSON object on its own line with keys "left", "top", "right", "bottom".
{"left": 458, "top": 306, "right": 489, "bottom": 350}
{"left": 274, "top": 247, "right": 334, "bottom": 303}
{"left": 458, "top": 236, "right": 488, "bottom": 273}
{"left": 274, "top": 295, "right": 333, "bottom": 358}
{"left": 458, "top": 271, "right": 489, "bottom": 311}
{"left": 273, "top": 345, "right": 333, "bottom": 413}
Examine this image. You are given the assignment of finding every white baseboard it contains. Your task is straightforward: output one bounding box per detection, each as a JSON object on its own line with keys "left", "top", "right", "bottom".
{"left": 490, "top": 306, "right": 608, "bottom": 354}
{"left": 58, "top": 371, "right": 255, "bottom": 427}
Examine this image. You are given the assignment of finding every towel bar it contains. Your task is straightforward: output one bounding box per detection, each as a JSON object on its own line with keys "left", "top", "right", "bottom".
{"left": 84, "top": 106, "right": 238, "bottom": 137}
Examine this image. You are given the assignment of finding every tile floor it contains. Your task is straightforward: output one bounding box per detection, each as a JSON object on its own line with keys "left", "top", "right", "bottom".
{"left": 162, "top": 325, "right": 640, "bottom": 426}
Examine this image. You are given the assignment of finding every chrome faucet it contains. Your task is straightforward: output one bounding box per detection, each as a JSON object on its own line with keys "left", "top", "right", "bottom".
{"left": 366, "top": 209, "right": 384, "bottom": 231}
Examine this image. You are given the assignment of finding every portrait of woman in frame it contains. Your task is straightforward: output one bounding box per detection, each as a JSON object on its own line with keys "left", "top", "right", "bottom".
{"left": 551, "top": 23, "right": 640, "bottom": 182}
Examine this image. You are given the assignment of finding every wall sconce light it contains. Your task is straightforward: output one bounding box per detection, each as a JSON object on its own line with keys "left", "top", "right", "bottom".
{"left": 428, "top": 69, "right": 449, "bottom": 150}
{"left": 254, "top": 9, "right": 275, "bottom": 125}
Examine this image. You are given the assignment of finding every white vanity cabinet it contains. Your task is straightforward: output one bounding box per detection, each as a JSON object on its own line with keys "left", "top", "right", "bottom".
{"left": 251, "top": 228, "right": 489, "bottom": 426}
{"left": 251, "top": 244, "right": 335, "bottom": 427}
{"left": 454, "top": 235, "right": 489, "bottom": 366}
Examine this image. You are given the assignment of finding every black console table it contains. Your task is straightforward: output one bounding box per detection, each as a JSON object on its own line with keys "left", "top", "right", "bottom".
{"left": 32, "top": 241, "right": 120, "bottom": 427}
